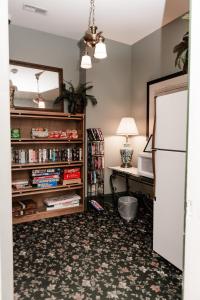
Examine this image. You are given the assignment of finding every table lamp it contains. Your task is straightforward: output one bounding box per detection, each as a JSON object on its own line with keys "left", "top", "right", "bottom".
{"left": 116, "top": 117, "right": 138, "bottom": 168}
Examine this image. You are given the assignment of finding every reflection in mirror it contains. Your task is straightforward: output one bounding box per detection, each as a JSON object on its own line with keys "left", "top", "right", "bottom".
{"left": 9, "top": 60, "right": 63, "bottom": 111}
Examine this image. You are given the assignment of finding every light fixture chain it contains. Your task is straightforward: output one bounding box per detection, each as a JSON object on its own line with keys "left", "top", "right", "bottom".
{"left": 36, "top": 76, "right": 40, "bottom": 95}
{"left": 92, "top": 0, "right": 95, "bottom": 26}
{"left": 88, "top": 0, "right": 95, "bottom": 28}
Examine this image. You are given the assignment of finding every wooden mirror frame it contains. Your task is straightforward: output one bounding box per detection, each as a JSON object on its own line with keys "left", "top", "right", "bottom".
{"left": 9, "top": 60, "right": 64, "bottom": 112}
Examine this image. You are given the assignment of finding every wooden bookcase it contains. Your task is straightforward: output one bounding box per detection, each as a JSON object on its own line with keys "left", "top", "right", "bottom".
{"left": 11, "top": 109, "right": 85, "bottom": 224}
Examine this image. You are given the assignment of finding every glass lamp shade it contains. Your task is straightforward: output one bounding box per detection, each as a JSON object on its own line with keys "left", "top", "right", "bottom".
{"left": 116, "top": 117, "right": 138, "bottom": 136}
{"left": 81, "top": 54, "right": 92, "bottom": 69}
{"left": 38, "top": 100, "right": 45, "bottom": 108}
{"left": 94, "top": 41, "right": 107, "bottom": 59}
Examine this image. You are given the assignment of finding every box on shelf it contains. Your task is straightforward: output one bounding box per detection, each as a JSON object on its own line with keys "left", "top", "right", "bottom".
{"left": 12, "top": 199, "right": 37, "bottom": 217}
{"left": 11, "top": 128, "right": 21, "bottom": 139}
{"left": 32, "top": 128, "right": 48, "bottom": 138}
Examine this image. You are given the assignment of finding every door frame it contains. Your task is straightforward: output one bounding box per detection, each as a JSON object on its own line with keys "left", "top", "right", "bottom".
{"left": 0, "top": 1, "right": 14, "bottom": 299}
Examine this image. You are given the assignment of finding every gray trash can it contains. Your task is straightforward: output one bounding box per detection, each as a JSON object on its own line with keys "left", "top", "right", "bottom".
{"left": 118, "top": 196, "right": 138, "bottom": 222}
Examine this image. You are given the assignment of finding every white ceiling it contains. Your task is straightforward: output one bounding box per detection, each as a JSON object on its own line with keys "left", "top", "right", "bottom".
{"left": 9, "top": 0, "right": 189, "bottom": 45}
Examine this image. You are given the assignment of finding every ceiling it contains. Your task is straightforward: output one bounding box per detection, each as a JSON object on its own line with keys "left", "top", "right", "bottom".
{"left": 9, "top": 0, "right": 189, "bottom": 45}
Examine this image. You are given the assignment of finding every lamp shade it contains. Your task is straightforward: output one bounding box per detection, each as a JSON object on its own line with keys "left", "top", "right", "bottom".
{"left": 116, "top": 117, "right": 138, "bottom": 136}
{"left": 81, "top": 54, "right": 92, "bottom": 69}
{"left": 94, "top": 40, "right": 107, "bottom": 59}
{"left": 38, "top": 100, "right": 45, "bottom": 108}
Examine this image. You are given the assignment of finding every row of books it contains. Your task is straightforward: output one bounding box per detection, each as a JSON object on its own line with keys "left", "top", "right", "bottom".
{"left": 88, "top": 170, "right": 104, "bottom": 185}
{"left": 87, "top": 128, "right": 104, "bottom": 141}
{"left": 44, "top": 193, "right": 81, "bottom": 211}
{"left": 88, "top": 141, "right": 104, "bottom": 155}
{"left": 88, "top": 156, "right": 104, "bottom": 170}
{"left": 12, "top": 147, "right": 82, "bottom": 164}
{"left": 87, "top": 183, "right": 104, "bottom": 196}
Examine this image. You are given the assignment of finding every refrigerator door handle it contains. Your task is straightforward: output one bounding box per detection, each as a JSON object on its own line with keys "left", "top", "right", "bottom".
{"left": 152, "top": 96, "right": 157, "bottom": 198}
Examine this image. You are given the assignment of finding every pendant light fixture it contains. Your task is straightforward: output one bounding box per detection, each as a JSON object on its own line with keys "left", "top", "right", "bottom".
{"left": 81, "top": 0, "right": 107, "bottom": 69}
{"left": 32, "top": 71, "right": 46, "bottom": 108}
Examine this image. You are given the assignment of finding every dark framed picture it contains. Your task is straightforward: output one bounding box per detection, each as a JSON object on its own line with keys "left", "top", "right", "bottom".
{"left": 146, "top": 71, "right": 188, "bottom": 137}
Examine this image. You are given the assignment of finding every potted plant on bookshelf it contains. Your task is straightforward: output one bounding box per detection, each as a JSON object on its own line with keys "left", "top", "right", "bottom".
{"left": 55, "top": 81, "right": 97, "bottom": 114}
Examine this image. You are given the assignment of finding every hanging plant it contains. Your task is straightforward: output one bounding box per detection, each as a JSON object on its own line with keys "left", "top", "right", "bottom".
{"left": 173, "top": 31, "right": 189, "bottom": 73}
{"left": 55, "top": 81, "right": 97, "bottom": 114}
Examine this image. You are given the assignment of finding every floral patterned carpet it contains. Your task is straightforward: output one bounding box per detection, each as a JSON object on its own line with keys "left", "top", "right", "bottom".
{"left": 13, "top": 206, "right": 182, "bottom": 300}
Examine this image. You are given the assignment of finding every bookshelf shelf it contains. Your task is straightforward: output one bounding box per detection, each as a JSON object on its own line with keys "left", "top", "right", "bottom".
{"left": 13, "top": 204, "right": 84, "bottom": 224}
{"left": 11, "top": 139, "right": 83, "bottom": 145}
{"left": 12, "top": 161, "right": 83, "bottom": 171}
{"left": 12, "top": 183, "right": 83, "bottom": 197}
{"left": 11, "top": 109, "right": 85, "bottom": 223}
{"left": 11, "top": 109, "right": 83, "bottom": 121}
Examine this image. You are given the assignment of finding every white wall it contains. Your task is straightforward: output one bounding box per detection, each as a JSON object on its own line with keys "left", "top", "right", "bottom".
{"left": 183, "top": 0, "right": 200, "bottom": 299}
{"left": 0, "top": 0, "right": 13, "bottom": 299}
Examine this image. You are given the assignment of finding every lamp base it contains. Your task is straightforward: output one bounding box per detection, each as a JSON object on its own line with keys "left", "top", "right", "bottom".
{"left": 120, "top": 145, "right": 133, "bottom": 169}
{"left": 121, "top": 162, "right": 132, "bottom": 168}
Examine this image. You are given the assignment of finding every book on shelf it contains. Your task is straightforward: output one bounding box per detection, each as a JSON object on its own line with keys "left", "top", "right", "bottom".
{"left": 45, "top": 199, "right": 80, "bottom": 211}
{"left": 44, "top": 193, "right": 81, "bottom": 208}
{"left": 32, "top": 168, "right": 61, "bottom": 176}
{"left": 61, "top": 178, "right": 82, "bottom": 185}
{"left": 87, "top": 128, "right": 104, "bottom": 141}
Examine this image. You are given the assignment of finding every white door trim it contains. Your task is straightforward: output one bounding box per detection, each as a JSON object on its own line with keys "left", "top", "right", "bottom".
{"left": 183, "top": 0, "right": 200, "bottom": 299}
{"left": 0, "top": 1, "right": 14, "bottom": 299}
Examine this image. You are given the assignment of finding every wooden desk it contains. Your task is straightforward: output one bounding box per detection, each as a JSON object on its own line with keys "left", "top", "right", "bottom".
{"left": 109, "top": 166, "right": 154, "bottom": 208}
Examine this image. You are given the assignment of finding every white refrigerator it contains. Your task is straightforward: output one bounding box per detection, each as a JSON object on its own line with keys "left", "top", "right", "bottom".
{"left": 153, "top": 89, "right": 188, "bottom": 270}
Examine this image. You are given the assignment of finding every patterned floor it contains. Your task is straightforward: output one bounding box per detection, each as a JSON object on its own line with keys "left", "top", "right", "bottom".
{"left": 13, "top": 206, "right": 182, "bottom": 300}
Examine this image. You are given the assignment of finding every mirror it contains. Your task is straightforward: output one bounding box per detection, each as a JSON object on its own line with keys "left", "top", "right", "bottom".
{"left": 9, "top": 60, "right": 63, "bottom": 111}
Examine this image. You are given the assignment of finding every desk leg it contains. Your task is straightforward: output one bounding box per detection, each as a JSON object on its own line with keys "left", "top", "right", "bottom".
{"left": 126, "top": 174, "right": 130, "bottom": 194}
{"left": 110, "top": 172, "right": 118, "bottom": 210}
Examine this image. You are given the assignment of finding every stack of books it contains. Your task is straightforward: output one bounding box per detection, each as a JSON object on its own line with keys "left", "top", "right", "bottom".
{"left": 12, "top": 179, "right": 30, "bottom": 190}
{"left": 44, "top": 193, "right": 81, "bottom": 211}
{"left": 31, "top": 168, "right": 61, "bottom": 188}
{"left": 61, "top": 168, "right": 81, "bottom": 185}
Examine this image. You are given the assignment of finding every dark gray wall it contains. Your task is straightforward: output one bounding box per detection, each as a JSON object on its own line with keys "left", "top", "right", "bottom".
{"left": 86, "top": 39, "right": 132, "bottom": 193}
{"left": 131, "top": 17, "right": 189, "bottom": 165}
{"left": 9, "top": 25, "right": 81, "bottom": 87}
